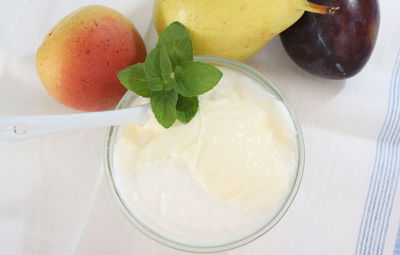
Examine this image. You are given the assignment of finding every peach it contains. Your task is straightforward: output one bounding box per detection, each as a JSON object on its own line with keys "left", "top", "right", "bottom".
{"left": 36, "top": 5, "right": 147, "bottom": 111}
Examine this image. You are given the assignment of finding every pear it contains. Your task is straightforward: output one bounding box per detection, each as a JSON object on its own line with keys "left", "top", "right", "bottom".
{"left": 154, "top": 0, "right": 338, "bottom": 61}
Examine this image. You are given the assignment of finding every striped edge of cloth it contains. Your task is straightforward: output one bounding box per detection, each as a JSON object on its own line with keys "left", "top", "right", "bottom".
{"left": 395, "top": 226, "right": 400, "bottom": 255}
{"left": 355, "top": 48, "right": 400, "bottom": 255}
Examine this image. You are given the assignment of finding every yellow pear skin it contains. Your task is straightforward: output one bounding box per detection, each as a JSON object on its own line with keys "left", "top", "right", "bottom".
{"left": 154, "top": 0, "right": 334, "bottom": 61}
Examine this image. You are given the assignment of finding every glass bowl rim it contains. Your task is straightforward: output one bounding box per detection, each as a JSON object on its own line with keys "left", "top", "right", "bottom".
{"left": 104, "top": 56, "right": 305, "bottom": 253}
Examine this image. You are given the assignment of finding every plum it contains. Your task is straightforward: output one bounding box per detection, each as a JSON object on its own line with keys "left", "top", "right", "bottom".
{"left": 279, "top": 0, "right": 380, "bottom": 79}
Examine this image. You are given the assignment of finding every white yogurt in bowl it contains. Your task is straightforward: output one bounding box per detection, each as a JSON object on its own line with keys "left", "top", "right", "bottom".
{"left": 105, "top": 56, "right": 304, "bottom": 252}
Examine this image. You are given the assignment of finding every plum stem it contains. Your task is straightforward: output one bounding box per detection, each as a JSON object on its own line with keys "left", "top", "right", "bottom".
{"left": 303, "top": 1, "right": 340, "bottom": 15}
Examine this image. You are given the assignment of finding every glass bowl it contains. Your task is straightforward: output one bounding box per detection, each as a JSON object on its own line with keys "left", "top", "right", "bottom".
{"left": 104, "top": 56, "right": 305, "bottom": 253}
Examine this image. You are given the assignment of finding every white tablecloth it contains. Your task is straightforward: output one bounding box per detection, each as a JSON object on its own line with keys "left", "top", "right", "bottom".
{"left": 1, "top": 0, "right": 400, "bottom": 254}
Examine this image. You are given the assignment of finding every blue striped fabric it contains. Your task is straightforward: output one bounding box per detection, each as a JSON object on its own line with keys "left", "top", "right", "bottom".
{"left": 395, "top": 224, "right": 400, "bottom": 254}
{"left": 355, "top": 49, "right": 400, "bottom": 255}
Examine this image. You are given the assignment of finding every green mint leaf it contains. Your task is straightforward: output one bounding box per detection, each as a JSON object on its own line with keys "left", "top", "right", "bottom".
{"left": 150, "top": 89, "right": 178, "bottom": 128}
{"left": 164, "top": 77, "right": 177, "bottom": 90}
{"left": 117, "top": 63, "right": 151, "bottom": 98}
{"left": 147, "top": 77, "right": 177, "bottom": 91}
{"left": 144, "top": 44, "right": 172, "bottom": 80}
{"left": 176, "top": 95, "right": 199, "bottom": 124}
{"left": 175, "top": 61, "right": 223, "bottom": 97}
{"left": 159, "top": 45, "right": 172, "bottom": 78}
{"left": 147, "top": 77, "right": 164, "bottom": 91}
{"left": 157, "top": 21, "right": 193, "bottom": 69}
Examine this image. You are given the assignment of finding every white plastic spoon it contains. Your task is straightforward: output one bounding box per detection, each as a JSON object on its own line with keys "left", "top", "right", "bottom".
{"left": 0, "top": 104, "right": 149, "bottom": 142}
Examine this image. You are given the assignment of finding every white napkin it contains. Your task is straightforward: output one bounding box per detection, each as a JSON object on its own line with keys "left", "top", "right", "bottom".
{"left": 1, "top": 0, "right": 400, "bottom": 254}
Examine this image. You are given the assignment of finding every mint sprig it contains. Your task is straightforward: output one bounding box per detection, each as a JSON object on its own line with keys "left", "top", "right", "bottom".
{"left": 118, "top": 22, "right": 222, "bottom": 128}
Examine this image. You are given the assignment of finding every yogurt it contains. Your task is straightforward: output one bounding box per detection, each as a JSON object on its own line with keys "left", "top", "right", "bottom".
{"left": 114, "top": 66, "right": 298, "bottom": 245}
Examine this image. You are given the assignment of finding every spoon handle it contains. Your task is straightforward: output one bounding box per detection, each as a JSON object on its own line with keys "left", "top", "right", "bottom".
{"left": 0, "top": 104, "right": 149, "bottom": 142}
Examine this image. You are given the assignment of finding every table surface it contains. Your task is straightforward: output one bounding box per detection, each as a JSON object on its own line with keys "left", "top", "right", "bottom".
{"left": 1, "top": 0, "right": 400, "bottom": 254}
